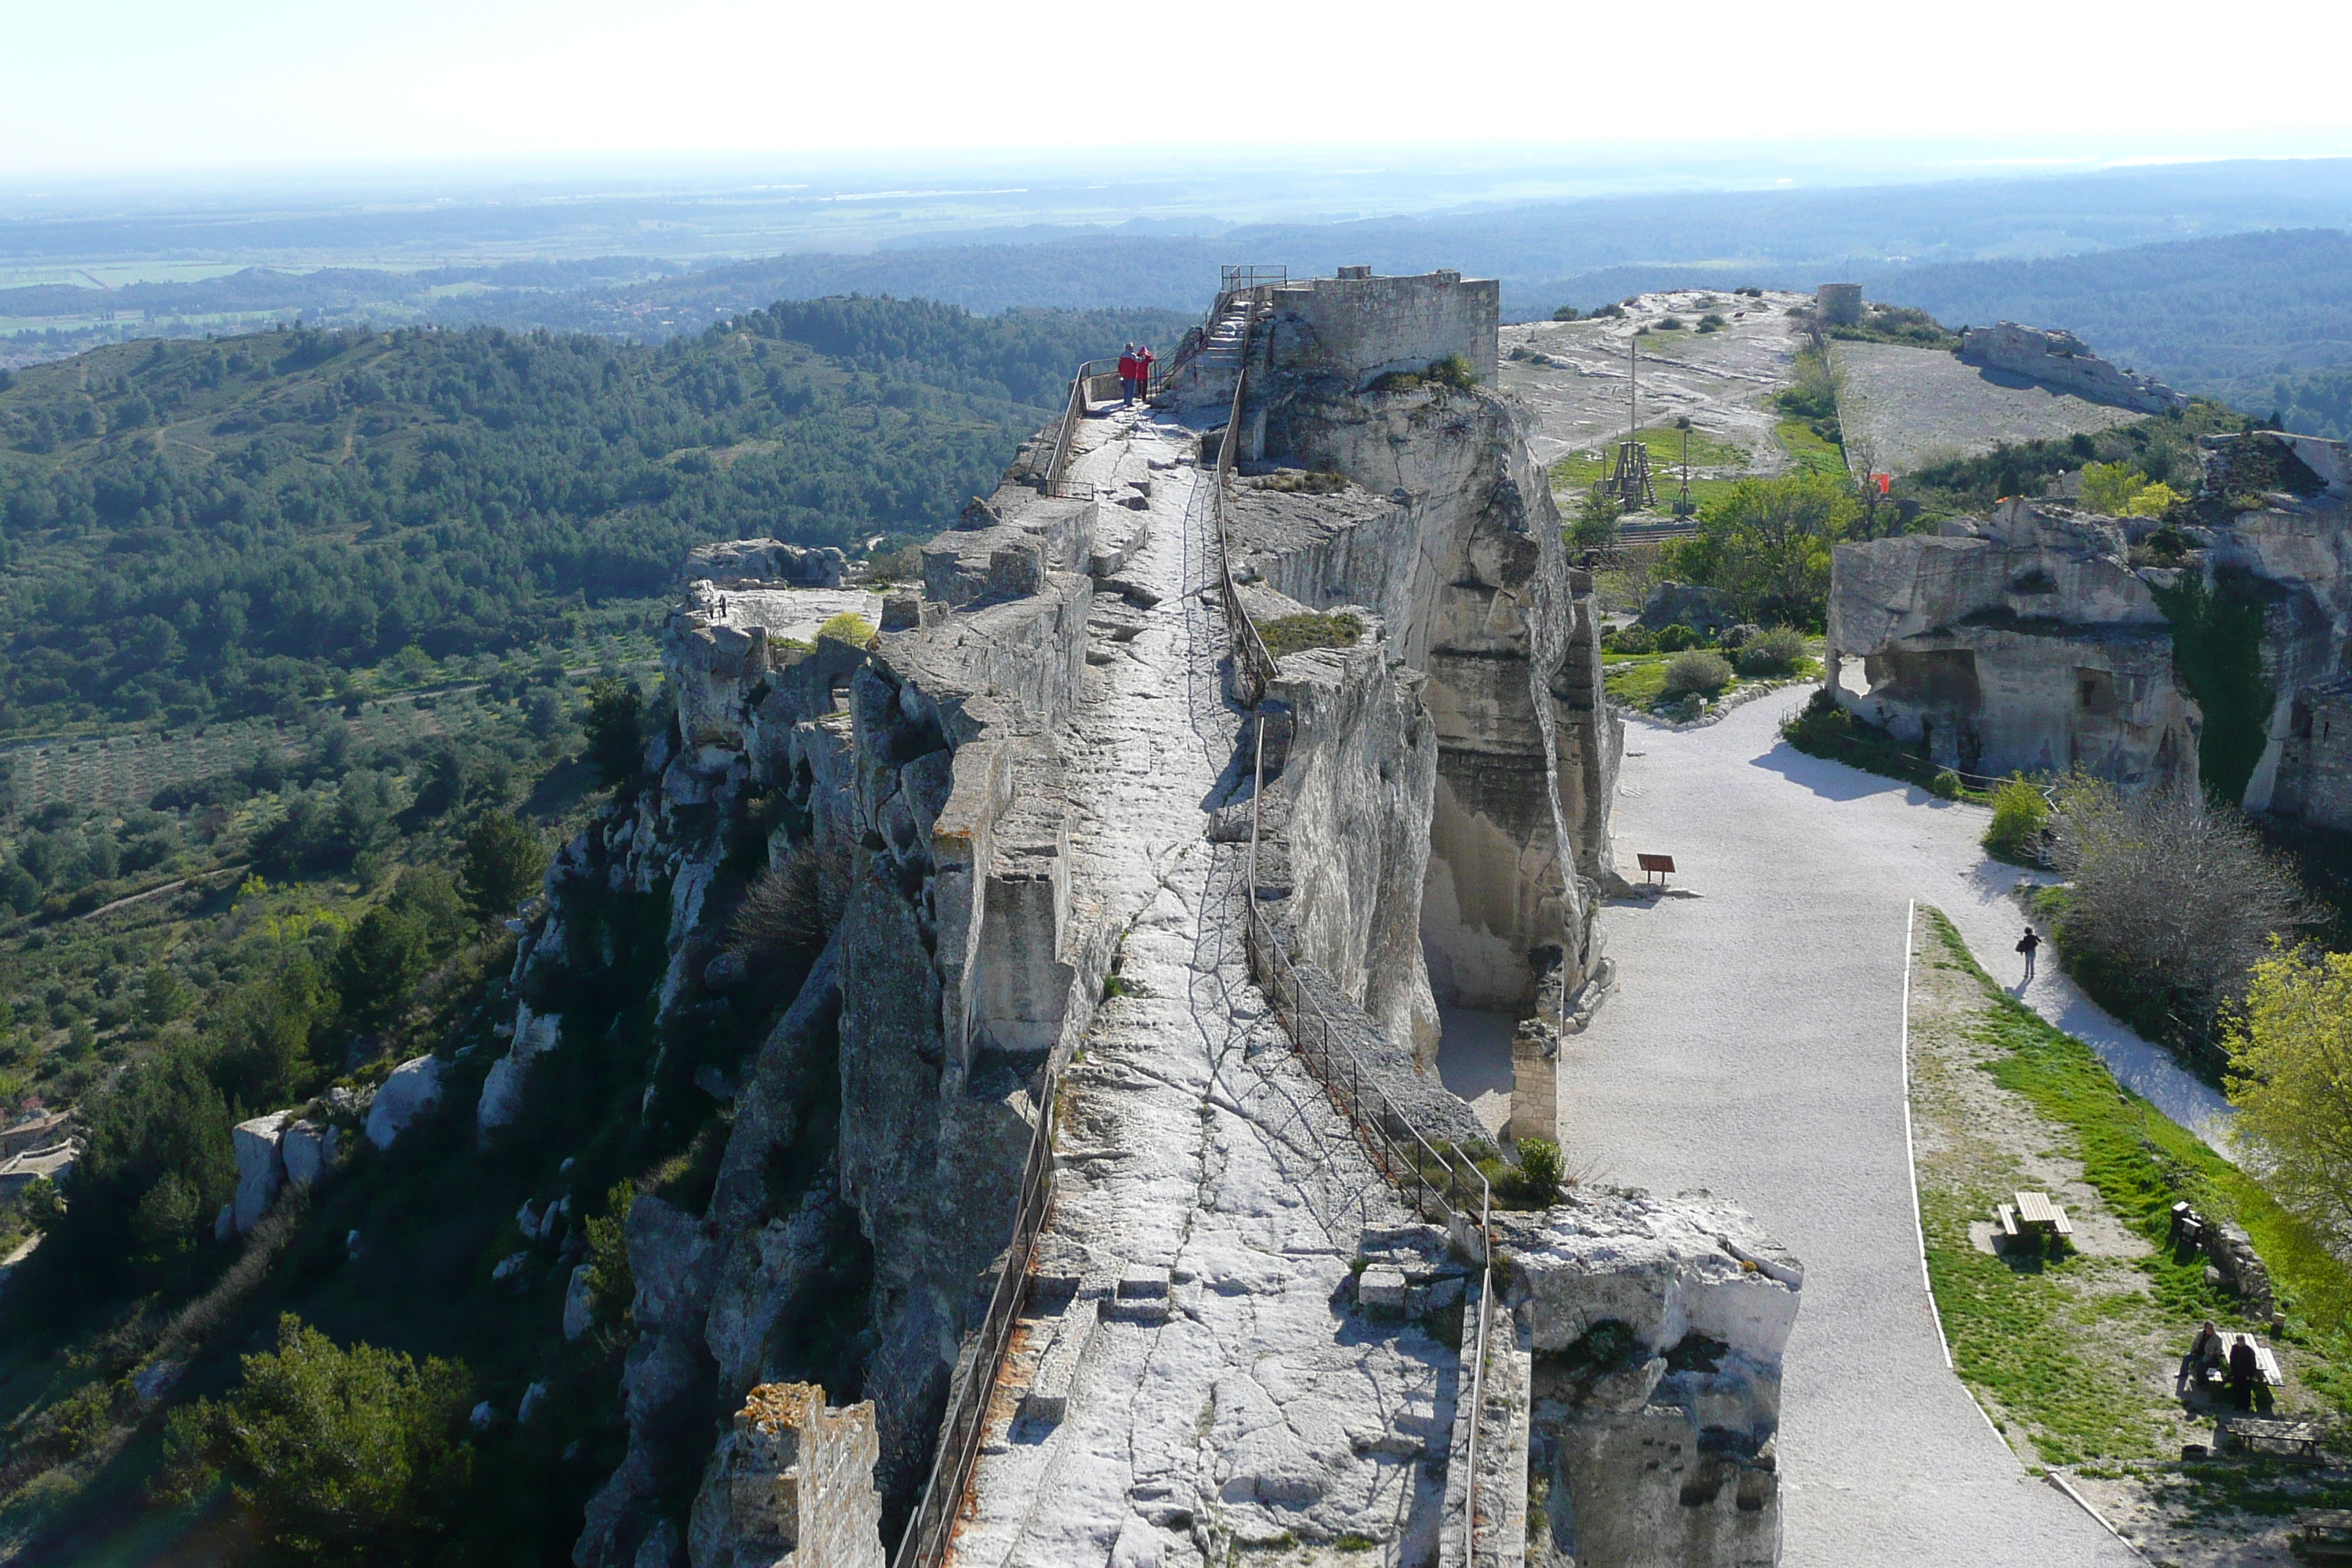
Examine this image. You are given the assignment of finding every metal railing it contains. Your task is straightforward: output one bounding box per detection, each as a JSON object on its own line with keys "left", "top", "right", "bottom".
{"left": 1210, "top": 296, "right": 1281, "bottom": 706}
{"left": 1240, "top": 715, "right": 1495, "bottom": 1564}
{"left": 890, "top": 1061, "right": 1062, "bottom": 1568}
{"left": 1220, "top": 264, "right": 1289, "bottom": 290}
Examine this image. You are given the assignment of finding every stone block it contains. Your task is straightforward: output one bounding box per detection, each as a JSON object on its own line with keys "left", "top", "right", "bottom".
{"left": 1020, "top": 1297, "right": 1099, "bottom": 1422}
{"left": 1357, "top": 1265, "right": 1409, "bottom": 1313}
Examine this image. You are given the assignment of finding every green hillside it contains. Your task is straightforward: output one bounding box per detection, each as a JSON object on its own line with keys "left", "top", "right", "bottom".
{"left": 0, "top": 298, "right": 1186, "bottom": 735}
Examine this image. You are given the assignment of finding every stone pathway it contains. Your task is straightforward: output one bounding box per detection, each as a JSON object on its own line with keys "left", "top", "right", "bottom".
{"left": 1563, "top": 685, "right": 2146, "bottom": 1567}
{"left": 951, "top": 409, "right": 1458, "bottom": 1568}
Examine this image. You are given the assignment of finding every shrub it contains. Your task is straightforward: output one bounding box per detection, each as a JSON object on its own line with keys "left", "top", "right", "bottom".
{"left": 728, "top": 841, "right": 851, "bottom": 958}
{"left": 1697, "top": 313, "right": 1728, "bottom": 333}
{"left": 1982, "top": 776, "right": 2049, "bottom": 864}
{"left": 2048, "top": 774, "right": 2310, "bottom": 1068}
{"left": 1611, "top": 624, "right": 1656, "bottom": 654}
{"left": 1930, "top": 769, "right": 1963, "bottom": 799}
{"left": 1551, "top": 306, "right": 1580, "bottom": 322}
{"left": 1656, "top": 316, "right": 1685, "bottom": 331}
{"left": 816, "top": 611, "right": 878, "bottom": 649}
{"left": 1660, "top": 651, "right": 1732, "bottom": 698}
{"left": 1515, "top": 1138, "right": 1564, "bottom": 1202}
{"left": 1251, "top": 468, "right": 1348, "bottom": 495}
{"left": 1653, "top": 622, "right": 1703, "bottom": 653}
{"left": 1731, "top": 625, "right": 1806, "bottom": 676}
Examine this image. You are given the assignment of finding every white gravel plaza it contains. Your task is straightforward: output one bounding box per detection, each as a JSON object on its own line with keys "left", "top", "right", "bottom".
{"left": 1562, "top": 685, "right": 2196, "bottom": 1567}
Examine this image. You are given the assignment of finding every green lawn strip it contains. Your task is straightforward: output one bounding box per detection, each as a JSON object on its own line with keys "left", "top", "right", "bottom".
{"left": 1548, "top": 423, "right": 1749, "bottom": 491}
{"left": 1603, "top": 653, "right": 1818, "bottom": 713}
{"left": 1918, "top": 909, "right": 2352, "bottom": 1417}
{"left": 1774, "top": 418, "right": 1847, "bottom": 477}
{"left": 1921, "top": 1188, "right": 2168, "bottom": 1465}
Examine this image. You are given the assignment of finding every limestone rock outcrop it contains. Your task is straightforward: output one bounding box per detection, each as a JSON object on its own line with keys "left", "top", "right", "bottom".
{"left": 365, "top": 1054, "right": 443, "bottom": 1150}
{"left": 1833, "top": 431, "right": 2352, "bottom": 808}
{"left": 1957, "top": 322, "right": 2183, "bottom": 413}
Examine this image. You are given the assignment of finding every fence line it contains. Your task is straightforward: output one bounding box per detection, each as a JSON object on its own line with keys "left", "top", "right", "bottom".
{"left": 1242, "top": 717, "right": 1496, "bottom": 1564}
{"left": 889, "top": 1052, "right": 1061, "bottom": 1568}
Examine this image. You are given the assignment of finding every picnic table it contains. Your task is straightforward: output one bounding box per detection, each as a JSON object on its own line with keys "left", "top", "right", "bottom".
{"left": 2292, "top": 1509, "right": 2352, "bottom": 1562}
{"left": 1994, "top": 1191, "right": 2073, "bottom": 1247}
{"left": 2221, "top": 1414, "right": 2323, "bottom": 1463}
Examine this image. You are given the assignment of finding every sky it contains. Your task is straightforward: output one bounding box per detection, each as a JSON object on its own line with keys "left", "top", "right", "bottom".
{"left": 7, "top": 0, "right": 2352, "bottom": 180}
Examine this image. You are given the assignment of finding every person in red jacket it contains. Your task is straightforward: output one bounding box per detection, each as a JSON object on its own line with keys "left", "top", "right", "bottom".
{"left": 1116, "top": 345, "right": 1139, "bottom": 405}
{"left": 1132, "top": 344, "right": 1155, "bottom": 405}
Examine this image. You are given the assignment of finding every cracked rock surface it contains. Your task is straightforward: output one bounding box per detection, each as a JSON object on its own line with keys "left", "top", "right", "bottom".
{"left": 951, "top": 410, "right": 1458, "bottom": 1568}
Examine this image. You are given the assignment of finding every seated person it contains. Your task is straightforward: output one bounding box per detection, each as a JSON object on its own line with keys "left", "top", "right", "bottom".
{"left": 2179, "top": 1321, "right": 2227, "bottom": 1396}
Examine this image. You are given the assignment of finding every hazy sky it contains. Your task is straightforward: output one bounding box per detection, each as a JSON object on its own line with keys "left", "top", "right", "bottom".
{"left": 10, "top": 0, "right": 2352, "bottom": 178}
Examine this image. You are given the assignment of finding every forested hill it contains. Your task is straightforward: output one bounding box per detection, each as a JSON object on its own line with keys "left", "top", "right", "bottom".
{"left": 0, "top": 297, "right": 1189, "bottom": 734}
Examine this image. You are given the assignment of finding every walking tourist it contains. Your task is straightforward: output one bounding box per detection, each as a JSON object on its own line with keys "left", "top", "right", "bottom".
{"left": 1117, "top": 344, "right": 1139, "bottom": 405}
{"left": 2016, "top": 925, "right": 2041, "bottom": 983}
{"left": 1133, "top": 342, "right": 1155, "bottom": 404}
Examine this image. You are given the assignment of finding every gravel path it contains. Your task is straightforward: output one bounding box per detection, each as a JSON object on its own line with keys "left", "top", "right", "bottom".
{"left": 1562, "top": 685, "right": 2152, "bottom": 1567}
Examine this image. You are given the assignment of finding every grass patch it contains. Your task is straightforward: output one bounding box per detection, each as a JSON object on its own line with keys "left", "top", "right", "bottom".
{"left": 1548, "top": 424, "right": 1748, "bottom": 491}
{"left": 1609, "top": 652, "right": 1818, "bottom": 715}
{"left": 1774, "top": 418, "right": 1848, "bottom": 478}
{"left": 1916, "top": 908, "right": 2352, "bottom": 1452}
{"left": 1254, "top": 611, "right": 1363, "bottom": 661}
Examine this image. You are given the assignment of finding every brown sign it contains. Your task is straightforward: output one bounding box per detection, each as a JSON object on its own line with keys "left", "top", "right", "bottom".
{"left": 1637, "top": 853, "right": 1676, "bottom": 874}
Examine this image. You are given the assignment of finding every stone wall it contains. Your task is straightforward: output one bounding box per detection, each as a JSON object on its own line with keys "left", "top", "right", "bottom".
{"left": 1957, "top": 323, "right": 2184, "bottom": 414}
{"left": 687, "top": 1382, "right": 885, "bottom": 1568}
{"left": 1506, "top": 1189, "right": 1801, "bottom": 1568}
{"left": 1261, "top": 269, "right": 1501, "bottom": 390}
{"left": 2272, "top": 676, "right": 2352, "bottom": 832}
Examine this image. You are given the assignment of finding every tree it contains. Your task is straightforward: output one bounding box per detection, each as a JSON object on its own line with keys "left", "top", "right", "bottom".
{"left": 331, "top": 906, "right": 431, "bottom": 1033}
{"left": 2081, "top": 461, "right": 2149, "bottom": 515}
{"left": 207, "top": 960, "right": 333, "bottom": 1112}
{"left": 581, "top": 676, "right": 645, "bottom": 788}
{"left": 459, "top": 812, "right": 548, "bottom": 928}
{"left": 1662, "top": 472, "right": 1861, "bottom": 627}
{"left": 1550, "top": 306, "right": 1580, "bottom": 323}
{"left": 2048, "top": 774, "right": 2310, "bottom": 1062}
{"left": 1568, "top": 487, "right": 1621, "bottom": 552}
{"left": 163, "top": 1314, "right": 472, "bottom": 1561}
{"left": 2229, "top": 946, "right": 2352, "bottom": 1250}
{"left": 59, "top": 1047, "right": 235, "bottom": 1279}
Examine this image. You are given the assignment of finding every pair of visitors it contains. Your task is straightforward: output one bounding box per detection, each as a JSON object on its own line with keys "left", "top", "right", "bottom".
{"left": 1116, "top": 343, "right": 1156, "bottom": 407}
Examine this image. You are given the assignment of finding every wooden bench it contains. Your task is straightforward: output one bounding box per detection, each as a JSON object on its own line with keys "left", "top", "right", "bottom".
{"left": 2221, "top": 1414, "right": 2321, "bottom": 1463}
